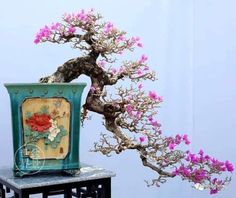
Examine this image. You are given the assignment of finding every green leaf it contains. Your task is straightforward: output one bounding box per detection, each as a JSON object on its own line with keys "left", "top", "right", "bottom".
{"left": 44, "top": 139, "right": 50, "bottom": 145}
{"left": 43, "top": 132, "right": 49, "bottom": 138}
{"left": 26, "top": 144, "right": 35, "bottom": 151}
{"left": 32, "top": 131, "right": 39, "bottom": 138}
{"left": 59, "top": 125, "right": 65, "bottom": 131}
{"left": 24, "top": 126, "right": 31, "bottom": 137}
{"left": 59, "top": 125, "right": 67, "bottom": 136}
{"left": 25, "top": 111, "right": 32, "bottom": 119}
{"left": 54, "top": 135, "right": 61, "bottom": 143}
{"left": 51, "top": 142, "right": 58, "bottom": 149}
{"left": 39, "top": 105, "right": 49, "bottom": 114}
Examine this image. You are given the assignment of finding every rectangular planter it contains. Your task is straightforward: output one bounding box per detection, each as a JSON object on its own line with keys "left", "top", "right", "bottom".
{"left": 5, "top": 83, "right": 86, "bottom": 176}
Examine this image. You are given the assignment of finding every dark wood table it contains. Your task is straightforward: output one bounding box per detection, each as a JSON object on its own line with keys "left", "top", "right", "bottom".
{"left": 0, "top": 163, "right": 115, "bottom": 198}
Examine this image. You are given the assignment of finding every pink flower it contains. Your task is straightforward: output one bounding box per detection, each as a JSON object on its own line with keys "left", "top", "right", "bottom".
{"left": 144, "top": 66, "right": 149, "bottom": 71}
{"left": 139, "top": 54, "right": 148, "bottom": 64}
{"left": 116, "top": 35, "right": 125, "bottom": 42}
{"left": 151, "top": 120, "right": 161, "bottom": 128}
{"left": 34, "top": 25, "right": 52, "bottom": 44}
{"left": 119, "top": 67, "right": 125, "bottom": 73}
{"left": 77, "top": 9, "right": 88, "bottom": 22}
{"left": 148, "top": 91, "right": 158, "bottom": 100}
{"left": 148, "top": 116, "right": 153, "bottom": 122}
{"left": 175, "top": 134, "right": 182, "bottom": 144}
{"left": 51, "top": 22, "right": 61, "bottom": 31}
{"left": 90, "top": 86, "right": 96, "bottom": 93}
{"left": 211, "top": 158, "right": 226, "bottom": 171}
{"left": 225, "top": 160, "right": 234, "bottom": 172}
{"left": 198, "top": 149, "right": 204, "bottom": 156}
{"left": 127, "top": 36, "right": 140, "bottom": 47}
{"left": 172, "top": 168, "right": 180, "bottom": 176}
{"left": 111, "top": 68, "right": 117, "bottom": 74}
{"left": 64, "top": 13, "right": 72, "bottom": 22}
{"left": 186, "top": 153, "right": 199, "bottom": 164}
{"left": 210, "top": 188, "right": 219, "bottom": 194}
{"left": 68, "top": 26, "right": 76, "bottom": 34}
{"left": 137, "top": 42, "right": 143, "bottom": 47}
{"left": 34, "top": 38, "right": 40, "bottom": 44}
{"left": 183, "top": 134, "right": 191, "bottom": 145}
{"left": 183, "top": 168, "right": 191, "bottom": 177}
{"left": 104, "top": 22, "right": 113, "bottom": 34}
{"left": 126, "top": 104, "right": 133, "bottom": 114}
{"left": 193, "top": 169, "right": 207, "bottom": 183}
{"left": 139, "top": 136, "right": 145, "bottom": 143}
{"left": 157, "top": 96, "right": 163, "bottom": 103}
{"left": 138, "top": 84, "right": 143, "bottom": 90}
{"left": 136, "top": 69, "right": 143, "bottom": 76}
{"left": 169, "top": 143, "right": 175, "bottom": 151}
{"left": 135, "top": 111, "right": 142, "bottom": 119}
{"left": 97, "top": 61, "right": 106, "bottom": 68}
{"left": 131, "top": 36, "right": 140, "bottom": 42}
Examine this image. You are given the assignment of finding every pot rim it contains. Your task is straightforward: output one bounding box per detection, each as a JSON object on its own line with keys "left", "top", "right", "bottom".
{"left": 4, "top": 82, "right": 87, "bottom": 87}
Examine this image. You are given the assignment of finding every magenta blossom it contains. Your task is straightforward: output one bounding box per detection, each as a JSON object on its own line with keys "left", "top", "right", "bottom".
{"left": 104, "top": 22, "right": 113, "bottom": 34}
{"left": 139, "top": 54, "right": 148, "bottom": 64}
{"left": 169, "top": 143, "right": 175, "bottom": 151}
{"left": 90, "top": 86, "right": 96, "bottom": 93}
{"left": 126, "top": 104, "right": 133, "bottom": 114}
{"left": 68, "top": 26, "right": 76, "bottom": 34}
{"left": 138, "top": 83, "right": 143, "bottom": 90}
{"left": 139, "top": 136, "right": 145, "bottom": 143}
{"left": 51, "top": 22, "right": 61, "bottom": 30}
{"left": 97, "top": 60, "right": 106, "bottom": 68}
{"left": 111, "top": 68, "right": 117, "bottom": 74}
{"left": 137, "top": 42, "right": 143, "bottom": 47}
{"left": 116, "top": 35, "right": 125, "bottom": 42}
{"left": 183, "top": 134, "right": 190, "bottom": 145}
{"left": 78, "top": 9, "right": 88, "bottom": 21}
{"left": 136, "top": 69, "right": 143, "bottom": 76}
{"left": 225, "top": 160, "right": 234, "bottom": 172}
{"left": 34, "top": 25, "right": 52, "bottom": 44}
{"left": 148, "top": 91, "right": 158, "bottom": 100}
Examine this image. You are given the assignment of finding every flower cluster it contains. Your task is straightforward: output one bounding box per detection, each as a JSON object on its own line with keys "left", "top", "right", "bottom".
{"left": 25, "top": 110, "right": 64, "bottom": 144}
{"left": 128, "top": 36, "right": 143, "bottom": 48}
{"left": 167, "top": 134, "right": 190, "bottom": 151}
{"left": 63, "top": 9, "right": 94, "bottom": 24}
{"left": 173, "top": 149, "right": 234, "bottom": 194}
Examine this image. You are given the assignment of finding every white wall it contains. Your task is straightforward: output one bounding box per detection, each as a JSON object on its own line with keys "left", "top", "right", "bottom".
{"left": 0, "top": 0, "right": 235, "bottom": 197}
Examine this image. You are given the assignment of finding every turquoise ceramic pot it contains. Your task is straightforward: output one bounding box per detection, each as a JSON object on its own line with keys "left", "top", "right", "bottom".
{"left": 5, "top": 83, "right": 86, "bottom": 176}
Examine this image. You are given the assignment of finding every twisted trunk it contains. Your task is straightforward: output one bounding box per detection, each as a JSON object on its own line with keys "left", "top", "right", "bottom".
{"left": 39, "top": 53, "right": 174, "bottom": 180}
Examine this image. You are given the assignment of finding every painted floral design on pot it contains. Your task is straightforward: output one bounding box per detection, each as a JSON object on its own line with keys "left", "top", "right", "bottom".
{"left": 22, "top": 98, "right": 70, "bottom": 160}
{"left": 26, "top": 113, "right": 52, "bottom": 132}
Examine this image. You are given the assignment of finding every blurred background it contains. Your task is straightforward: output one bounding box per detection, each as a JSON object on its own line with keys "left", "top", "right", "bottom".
{"left": 0, "top": 0, "right": 235, "bottom": 197}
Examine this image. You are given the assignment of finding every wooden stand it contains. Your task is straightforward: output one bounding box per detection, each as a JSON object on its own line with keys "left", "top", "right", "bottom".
{"left": 0, "top": 163, "right": 115, "bottom": 198}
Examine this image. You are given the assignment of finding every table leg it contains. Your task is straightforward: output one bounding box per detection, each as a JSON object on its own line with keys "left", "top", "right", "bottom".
{"left": 43, "top": 192, "right": 48, "bottom": 198}
{"left": 0, "top": 190, "right": 6, "bottom": 198}
{"left": 14, "top": 192, "right": 19, "bottom": 198}
{"left": 0, "top": 184, "right": 6, "bottom": 198}
{"left": 101, "top": 178, "right": 111, "bottom": 198}
{"left": 64, "top": 188, "right": 72, "bottom": 198}
{"left": 6, "top": 187, "right": 10, "bottom": 193}
{"left": 19, "top": 191, "right": 29, "bottom": 198}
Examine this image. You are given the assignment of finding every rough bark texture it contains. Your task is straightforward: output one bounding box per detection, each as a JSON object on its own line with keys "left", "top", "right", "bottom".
{"left": 39, "top": 51, "right": 174, "bottom": 182}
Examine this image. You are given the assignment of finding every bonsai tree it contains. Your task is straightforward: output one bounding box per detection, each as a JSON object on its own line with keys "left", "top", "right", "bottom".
{"left": 34, "top": 9, "right": 233, "bottom": 194}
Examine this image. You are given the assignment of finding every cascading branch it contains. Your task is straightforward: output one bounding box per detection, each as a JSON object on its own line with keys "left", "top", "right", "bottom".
{"left": 34, "top": 9, "right": 234, "bottom": 194}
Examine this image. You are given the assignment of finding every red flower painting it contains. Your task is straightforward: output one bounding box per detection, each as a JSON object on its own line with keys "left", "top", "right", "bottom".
{"left": 26, "top": 113, "right": 52, "bottom": 132}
